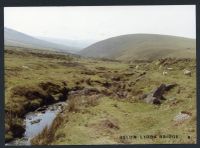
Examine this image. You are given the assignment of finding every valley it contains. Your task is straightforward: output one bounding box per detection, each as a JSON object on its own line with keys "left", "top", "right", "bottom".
{"left": 5, "top": 44, "right": 196, "bottom": 144}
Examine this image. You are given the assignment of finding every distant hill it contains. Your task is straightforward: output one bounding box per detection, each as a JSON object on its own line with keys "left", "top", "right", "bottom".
{"left": 4, "top": 27, "right": 75, "bottom": 53}
{"left": 79, "top": 34, "right": 196, "bottom": 61}
{"left": 37, "top": 37, "right": 96, "bottom": 53}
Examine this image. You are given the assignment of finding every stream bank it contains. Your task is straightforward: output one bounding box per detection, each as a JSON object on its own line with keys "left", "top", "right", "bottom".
{"left": 5, "top": 81, "right": 71, "bottom": 143}
{"left": 6, "top": 102, "right": 66, "bottom": 145}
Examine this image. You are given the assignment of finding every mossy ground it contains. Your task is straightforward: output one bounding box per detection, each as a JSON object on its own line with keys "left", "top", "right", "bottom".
{"left": 48, "top": 97, "right": 195, "bottom": 144}
{"left": 5, "top": 46, "right": 196, "bottom": 144}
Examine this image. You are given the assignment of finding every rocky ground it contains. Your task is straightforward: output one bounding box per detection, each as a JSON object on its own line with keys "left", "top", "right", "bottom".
{"left": 5, "top": 46, "right": 196, "bottom": 144}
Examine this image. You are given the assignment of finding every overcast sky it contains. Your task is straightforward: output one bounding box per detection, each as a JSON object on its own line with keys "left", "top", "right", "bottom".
{"left": 4, "top": 5, "right": 196, "bottom": 42}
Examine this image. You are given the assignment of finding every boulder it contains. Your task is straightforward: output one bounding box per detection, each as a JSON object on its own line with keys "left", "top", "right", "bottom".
{"left": 30, "top": 119, "right": 41, "bottom": 124}
{"left": 165, "top": 83, "right": 177, "bottom": 91}
{"left": 153, "top": 98, "right": 161, "bottom": 105}
{"left": 173, "top": 112, "right": 191, "bottom": 122}
{"left": 142, "top": 83, "right": 177, "bottom": 105}
{"left": 152, "top": 84, "right": 166, "bottom": 99}
{"left": 143, "top": 95, "right": 161, "bottom": 105}
{"left": 183, "top": 69, "right": 192, "bottom": 76}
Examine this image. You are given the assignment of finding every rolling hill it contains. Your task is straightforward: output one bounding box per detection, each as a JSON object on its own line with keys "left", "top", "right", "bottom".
{"left": 79, "top": 34, "right": 196, "bottom": 61}
{"left": 4, "top": 27, "right": 75, "bottom": 53}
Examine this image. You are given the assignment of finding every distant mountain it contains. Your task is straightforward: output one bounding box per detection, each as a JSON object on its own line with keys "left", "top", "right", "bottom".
{"left": 38, "top": 37, "right": 96, "bottom": 52}
{"left": 4, "top": 27, "right": 74, "bottom": 53}
{"left": 79, "top": 34, "right": 196, "bottom": 61}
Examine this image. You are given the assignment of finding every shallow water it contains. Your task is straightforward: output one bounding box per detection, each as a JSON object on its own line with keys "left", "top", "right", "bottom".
{"left": 6, "top": 102, "right": 66, "bottom": 146}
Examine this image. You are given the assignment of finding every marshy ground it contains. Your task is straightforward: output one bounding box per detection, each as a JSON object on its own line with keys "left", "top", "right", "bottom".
{"left": 5, "top": 46, "right": 196, "bottom": 144}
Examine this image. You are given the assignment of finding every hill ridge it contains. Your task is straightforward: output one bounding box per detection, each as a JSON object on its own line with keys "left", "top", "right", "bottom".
{"left": 4, "top": 27, "right": 73, "bottom": 53}
{"left": 79, "top": 34, "right": 196, "bottom": 61}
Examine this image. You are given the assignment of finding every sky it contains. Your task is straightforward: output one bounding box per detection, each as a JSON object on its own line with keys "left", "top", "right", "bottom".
{"left": 4, "top": 5, "right": 196, "bottom": 42}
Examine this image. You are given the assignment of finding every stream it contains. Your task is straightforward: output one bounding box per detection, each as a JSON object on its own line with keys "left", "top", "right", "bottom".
{"left": 6, "top": 102, "right": 67, "bottom": 146}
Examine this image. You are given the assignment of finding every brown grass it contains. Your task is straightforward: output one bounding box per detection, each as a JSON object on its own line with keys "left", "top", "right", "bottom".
{"left": 31, "top": 115, "right": 65, "bottom": 145}
{"left": 67, "top": 98, "right": 80, "bottom": 113}
{"left": 66, "top": 94, "right": 100, "bottom": 112}
{"left": 31, "top": 94, "right": 101, "bottom": 145}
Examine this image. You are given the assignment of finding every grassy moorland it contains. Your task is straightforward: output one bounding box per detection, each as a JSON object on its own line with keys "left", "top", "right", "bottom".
{"left": 5, "top": 46, "right": 196, "bottom": 144}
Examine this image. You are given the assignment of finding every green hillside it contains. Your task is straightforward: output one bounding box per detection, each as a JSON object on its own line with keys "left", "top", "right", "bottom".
{"left": 79, "top": 34, "right": 196, "bottom": 61}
